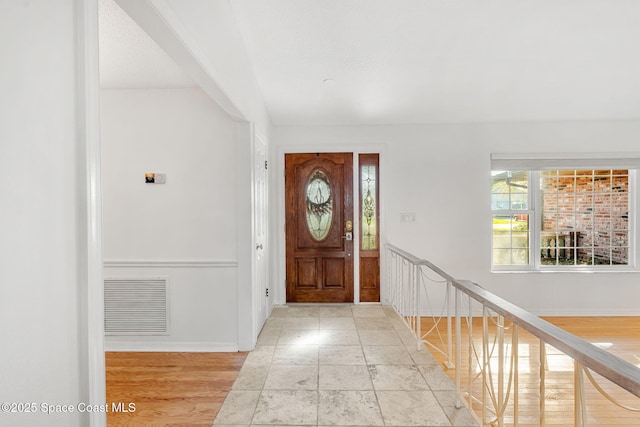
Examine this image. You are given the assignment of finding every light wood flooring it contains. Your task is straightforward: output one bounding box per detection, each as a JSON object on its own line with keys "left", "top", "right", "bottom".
{"left": 105, "top": 316, "right": 640, "bottom": 426}
{"left": 106, "top": 352, "right": 247, "bottom": 426}
{"left": 422, "top": 316, "right": 640, "bottom": 427}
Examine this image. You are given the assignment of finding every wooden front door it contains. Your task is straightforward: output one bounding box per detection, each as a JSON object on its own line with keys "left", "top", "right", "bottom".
{"left": 285, "top": 153, "right": 354, "bottom": 303}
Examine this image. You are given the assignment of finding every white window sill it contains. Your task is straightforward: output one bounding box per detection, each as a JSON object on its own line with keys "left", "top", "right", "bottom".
{"left": 491, "top": 267, "right": 640, "bottom": 274}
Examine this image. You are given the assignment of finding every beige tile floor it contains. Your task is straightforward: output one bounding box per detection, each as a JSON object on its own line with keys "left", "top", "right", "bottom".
{"left": 213, "top": 304, "right": 478, "bottom": 427}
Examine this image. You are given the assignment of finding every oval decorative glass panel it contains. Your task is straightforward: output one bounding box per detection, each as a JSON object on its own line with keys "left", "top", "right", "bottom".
{"left": 306, "top": 170, "right": 333, "bottom": 241}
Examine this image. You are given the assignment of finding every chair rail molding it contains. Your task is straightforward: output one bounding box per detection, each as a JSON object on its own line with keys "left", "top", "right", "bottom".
{"left": 104, "top": 341, "right": 238, "bottom": 352}
{"left": 103, "top": 259, "right": 238, "bottom": 268}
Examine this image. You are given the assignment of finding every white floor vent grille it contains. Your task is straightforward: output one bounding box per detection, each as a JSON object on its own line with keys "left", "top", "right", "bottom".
{"left": 104, "top": 278, "right": 168, "bottom": 335}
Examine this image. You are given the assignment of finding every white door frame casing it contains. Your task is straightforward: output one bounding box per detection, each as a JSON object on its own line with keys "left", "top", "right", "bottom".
{"left": 251, "top": 129, "right": 270, "bottom": 339}
{"left": 78, "top": 0, "right": 107, "bottom": 425}
{"left": 237, "top": 122, "right": 270, "bottom": 351}
{"left": 275, "top": 144, "right": 387, "bottom": 306}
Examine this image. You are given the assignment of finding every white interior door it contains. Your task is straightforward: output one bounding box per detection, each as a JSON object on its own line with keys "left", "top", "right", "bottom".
{"left": 253, "top": 131, "right": 268, "bottom": 336}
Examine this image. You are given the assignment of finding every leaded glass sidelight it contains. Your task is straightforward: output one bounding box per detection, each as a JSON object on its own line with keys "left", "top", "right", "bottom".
{"left": 361, "top": 165, "right": 377, "bottom": 250}
{"left": 306, "top": 170, "right": 333, "bottom": 240}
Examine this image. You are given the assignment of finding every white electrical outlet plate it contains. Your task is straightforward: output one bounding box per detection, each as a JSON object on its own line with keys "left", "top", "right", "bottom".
{"left": 154, "top": 173, "right": 166, "bottom": 184}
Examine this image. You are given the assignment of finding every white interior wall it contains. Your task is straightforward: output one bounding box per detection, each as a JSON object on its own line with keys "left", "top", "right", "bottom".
{"left": 0, "top": 1, "right": 95, "bottom": 426}
{"left": 161, "top": 0, "right": 271, "bottom": 131}
{"left": 114, "top": 0, "right": 272, "bottom": 135}
{"left": 273, "top": 121, "right": 640, "bottom": 316}
{"left": 101, "top": 88, "right": 240, "bottom": 350}
{"left": 108, "top": 0, "right": 275, "bottom": 351}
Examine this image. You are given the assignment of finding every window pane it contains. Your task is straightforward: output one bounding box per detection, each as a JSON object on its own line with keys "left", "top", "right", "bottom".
{"left": 491, "top": 171, "right": 528, "bottom": 211}
{"left": 305, "top": 170, "right": 333, "bottom": 241}
{"left": 493, "top": 249, "right": 513, "bottom": 265}
{"left": 491, "top": 171, "right": 530, "bottom": 266}
{"left": 493, "top": 248, "right": 530, "bottom": 265}
{"left": 613, "top": 247, "right": 629, "bottom": 265}
{"left": 577, "top": 249, "right": 594, "bottom": 265}
{"left": 511, "top": 249, "right": 529, "bottom": 265}
{"left": 557, "top": 213, "right": 576, "bottom": 229}
{"left": 541, "top": 172, "right": 558, "bottom": 193}
{"left": 493, "top": 216, "right": 513, "bottom": 249}
{"left": 493, "top": 168, "right": 631, "bottom": 269}
{"left": 594, "top": 247, "right": 612, "bottom": 265}
{"left": 512, "top": 231, "right": 529, "bottom": 248}
{"left": 580, "top": 231, "right": 594, "bottom": 246}
{"left": 540, "top": 232, "right": 558, "bottom": 263}
{"left": 493, "top": 214, "right": 529, "bottom": 265}
{"left": 576, "top": 173, "right": 594, "bottom": 193}
{"left": 542, "top": 213, "right": 558, "bottom": 230}
{"left": 614, "top": 231, "right": 628, "bottom": 247}
{"left": 557, "top": 172, "right": 575, "bottom": 193}
{"left": 361, "top": 165, "right": 377, "bottom": 250}
{"left": 491, "top": 172, "right": 509, "bottom": 191}
{"left": 492, "top": 193, "right": 510, "bottom": 210}
{"left": 511, "top": 194, "right": 527, "bottom": 210}
{"left": 539, "top": 169, "right": 629, "bottom": 266}
{"left": 558, "top": 193, "right": 575, "bottom": 212}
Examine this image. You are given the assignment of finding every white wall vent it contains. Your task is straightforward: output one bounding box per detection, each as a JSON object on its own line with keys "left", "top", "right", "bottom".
{"left": 104, "top": 278, "right": 169, "bottom": 335}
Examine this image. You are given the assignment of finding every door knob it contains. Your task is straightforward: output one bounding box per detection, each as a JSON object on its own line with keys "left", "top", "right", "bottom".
{"left": 256, "top": 244, "right": 263, "bottom": 250}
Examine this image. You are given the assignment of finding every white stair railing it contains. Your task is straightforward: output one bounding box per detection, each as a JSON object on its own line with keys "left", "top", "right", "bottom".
{"left": 385, "top": 243, "right": 455, "bottom": 367}
{"left": 384, "top": 243, "right": 640, "bottom": 427}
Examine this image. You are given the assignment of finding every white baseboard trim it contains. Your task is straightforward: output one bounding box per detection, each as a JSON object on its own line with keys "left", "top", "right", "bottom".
{"left": 416, "top": 308, "right": 640, "bottom": 317}
{"left": 104, "top": 259, "right": 238, "bottom": 268}
{"left": 105, "top": 341, "right": 239, "bottom": 352}
{"left": 530, "top": 308, "right": 640, "bottom": 317}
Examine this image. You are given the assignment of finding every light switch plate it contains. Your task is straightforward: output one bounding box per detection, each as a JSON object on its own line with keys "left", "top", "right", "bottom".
{"left": 400, "top": 212, "right": 416, "bottom": 222}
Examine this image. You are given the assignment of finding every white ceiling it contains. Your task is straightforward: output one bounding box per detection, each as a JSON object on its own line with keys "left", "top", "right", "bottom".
{"left": 99, "top": 0, "right": 195, "bottom": 89}
{"left": 100, "top": 0, "right": 640, "bottom": 126}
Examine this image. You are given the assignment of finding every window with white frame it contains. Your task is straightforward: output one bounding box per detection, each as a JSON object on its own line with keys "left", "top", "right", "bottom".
{"left": 491, "top": 154, "right": 635, "bottom": 270}
{"left": 491, "top": 170, "right": 532, "bottom": 266}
